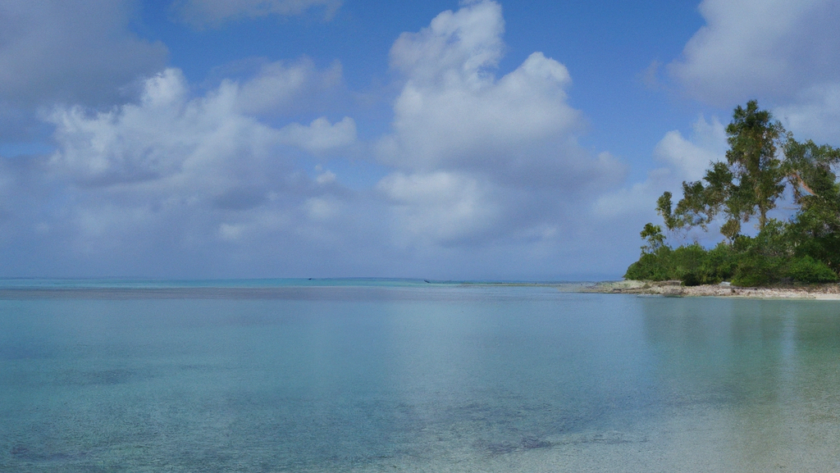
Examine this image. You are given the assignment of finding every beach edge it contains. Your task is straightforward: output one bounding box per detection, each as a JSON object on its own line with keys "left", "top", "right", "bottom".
{"left": 582, "top": 280, "right": 840, "bottom": 300}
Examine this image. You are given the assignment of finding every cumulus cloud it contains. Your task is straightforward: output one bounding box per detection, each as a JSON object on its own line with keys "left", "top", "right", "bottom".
{"left": 377, "top": 171, "right": 499, "bottom": 244}
{"left": 0, "top": 0, "right": 647, "bottom": 280}
{"left": 48, "top": 68, "right": 273, "bottom": 187}
{"left": 31, "top": 64, "right": 361, "bottom": 274}
{"left": 594, "top": 116, "right": 727, "bottom": 219}
{"left": 48, "top": 67, "right": 355, "bottom": 188}
{"left": 775, "top": 84, "right": 840, "bottom": 144}
{"left": 375, "top": 0, "right": 624, "bottom": 246}
{"left": 174, "top": 0, "right": 342, "bottom": 28}
{"left": 278, "top": 117, "right": 356, "bottom": 154}
{"left": 231, "top": 58, "right": 343, "bottom": 116}
{"left": 668, "top": 0, "right": 840, "bottom": 150}
{"left": 653, "top": 116, "right": 727, "bottom": 183}
{"left": 0, "top": 0, "right": 167, "bottom": 108}
{"left": 669, "top": 0, "right": 840, "bottom": 107}
{"left": 388, "top": 0, "right": 504, "bottom": 87}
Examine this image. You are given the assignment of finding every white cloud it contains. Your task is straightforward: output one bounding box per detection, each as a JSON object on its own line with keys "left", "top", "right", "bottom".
{"left": 375, "top": 0, "right": 623, "bottom": 246}
{"left": 388, "top": 0, "right": 504, "bottom": 87}
{"left": 48, "top": 69, "right": 274, "bottom": 187}
{"left": 219, "top": 222, "right": 245, "bottom": 241}
{"left": 379, "top": 51, "right": 580, "bottom": 175}
{"left": 0, "top": 0, "right": 651, "bottom": 280}
{"left": 775, "top": 83, "right": 840, "bottom": 144}
{"left": 0, "top": 0, "right": 167, "bottom": 107}
{"left": 174, "top": 0, "right": 342, "bottom": 28}
{"left": 377, "top": 171, "right": 499, "bottom": 244}
{"left": 594, "top": 116, "right": 727, "bottom": 219}
{"left": 47, "top": 68, "right": 354, "bottom": 188}
{"left": 13, "top": 61, "right": 369, "bottom": 276}
{"left": 669, "top": 0, "right": 840, "bottom": 107}
{"left": 654, "top": 116, "right": 726, "bottom": 182}
{"left": 668, "top": 0, "right": 840, "bottom": 148}
{"left": 232, "top": 58, "right": 343, "bottom": 116}
{"left": 278, "top": 117, "right": 356, "bottom": 154}
{"left": 314, "top": 165, "right": 337, "bottom": 185}
{"left": 304, "top": 196, "right": 340, "bottom": 221}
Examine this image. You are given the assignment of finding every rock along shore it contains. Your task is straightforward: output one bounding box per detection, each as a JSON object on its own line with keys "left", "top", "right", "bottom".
{"left": 583, "top": 280, "right": 840, "bottom": 300}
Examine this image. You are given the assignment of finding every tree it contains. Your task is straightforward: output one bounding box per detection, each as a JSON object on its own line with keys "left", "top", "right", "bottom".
{"left": 724, "top": 100, "right": 786, "bottom": 231}
{"left": 784, "top": 138, "right": 840, "bottom": 212}
{"left": 657, "top": 100, "right": 786, "bottom": 240}
{"left": 626, "top": 101, "right": 840, "bottom": 286}
{"left": 640, "top": 223, "right": 666, "bottom": 254}
{"left": 783, "top": 139, "right": 840, "bottom": 271}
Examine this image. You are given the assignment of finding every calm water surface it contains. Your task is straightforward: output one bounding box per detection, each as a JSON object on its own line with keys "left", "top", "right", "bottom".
{"left": 1, "top": 283, "right": 839, "bottom": 471}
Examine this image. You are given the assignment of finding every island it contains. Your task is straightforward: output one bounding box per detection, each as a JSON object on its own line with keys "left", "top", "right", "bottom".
{"left": 619, "top": 101, "right": 840, "bottom": 292}
{"left": 584, "top": 280, "right": 840, "bottom": 300}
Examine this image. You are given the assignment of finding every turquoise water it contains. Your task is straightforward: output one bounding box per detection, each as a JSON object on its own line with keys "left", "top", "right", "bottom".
{"left": 1, "top": 282, "right": 840, "bottom": 471}
{"left": 0, "top": 278, "right": 442, "bottom": 289}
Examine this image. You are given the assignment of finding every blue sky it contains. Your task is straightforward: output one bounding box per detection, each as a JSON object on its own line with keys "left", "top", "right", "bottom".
{"left": 0, "top": 0, "right": 839, "bottom": 280}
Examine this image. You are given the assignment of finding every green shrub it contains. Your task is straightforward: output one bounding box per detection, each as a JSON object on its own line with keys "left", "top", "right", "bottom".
{"left": 730, "top": 222, "right": 797, "bottom": 286}
{"left": 785, "top": 256, "right": 838, "bottom": 283}
{"left": 624, "top": 248, "right": 672, "bottom": 281}
{"left": 624, "top": 217, "right": 840, "bottom": 287}
{"left": 671, "top": 244, "right": 707, "bottom": 286}
{"left": 792, "top": 233, "right": 840, "bottom": 274}
{"left": 700, "top": 242, "right": 737, "bottom": 283}
{"left": 732, "top": 256, "right": 785, "bottom": 287}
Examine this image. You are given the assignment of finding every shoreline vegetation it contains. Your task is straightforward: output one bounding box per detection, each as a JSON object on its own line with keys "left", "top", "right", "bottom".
{"left": 624, "top": 101, "right": 840, "bottom": 288}
{"left": 582, "top": 280, "right": 840, "bottom": 300}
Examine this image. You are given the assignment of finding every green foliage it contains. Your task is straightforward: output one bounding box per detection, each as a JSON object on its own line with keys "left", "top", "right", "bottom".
{"left": 670, "top": 244, "right": 708, "bottom": 286}
{"left": 701, "top": 242, "right": 737, "bottom": 283}
{"left": 656, "top": 192, "right": 676, "bottom": 230}
{"left": 724, "top": 100, "right": 786, "bottom": 230}
{"left": 785, "top": 256, "right": 838, "bottom": 284}
{"left": 624, "top": 101, "right": 840, "bottom": 288}
{"left": 640, "top": 223, "right": 665, "bottom": 254}
{"left": 731, "top": 256, "right": 785, "bottom": 287}
{"left": 624, "top": 247, "right": 672, "bottom": 281}
{"left": 789, "top": 221, "right": 840, "bottom": 273}
{"left": 664, "top": 101, "right": 787, "bottom": 240}
{"left": 729, "top": 226, "right": 788, "bottom": 286}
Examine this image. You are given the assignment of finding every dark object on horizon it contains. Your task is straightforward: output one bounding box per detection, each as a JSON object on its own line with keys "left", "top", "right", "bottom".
{"left": 424, "top": 279, "right": 430, "bottom": 283}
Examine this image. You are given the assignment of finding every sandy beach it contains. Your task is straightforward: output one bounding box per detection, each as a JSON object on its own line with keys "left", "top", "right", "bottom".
{"left": 584, "top": 280, "right": 840, "bottom": 300}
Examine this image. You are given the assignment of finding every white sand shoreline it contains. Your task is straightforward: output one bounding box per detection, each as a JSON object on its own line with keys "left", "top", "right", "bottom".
{"left": 583, "top": 280, "right": 840, "bottom": 300}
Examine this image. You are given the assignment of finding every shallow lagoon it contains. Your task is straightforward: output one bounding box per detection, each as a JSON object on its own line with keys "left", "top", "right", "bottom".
{"left": 1, "top": 283, "right": 840, "bottom": 472}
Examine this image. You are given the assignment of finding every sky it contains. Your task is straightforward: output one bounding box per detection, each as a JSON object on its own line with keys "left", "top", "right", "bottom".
{"left": 1, "top": 0, "right": 840, "bottom": 281}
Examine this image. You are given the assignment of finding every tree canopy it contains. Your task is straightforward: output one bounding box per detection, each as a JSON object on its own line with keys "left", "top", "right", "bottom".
{"left": 626, "top": 101, "right": 840, "bottom": 286}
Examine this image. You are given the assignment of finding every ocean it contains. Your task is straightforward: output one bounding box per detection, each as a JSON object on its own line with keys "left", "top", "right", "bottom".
{"left": 1, "top": 280, "right": 839, "bottom": 472}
